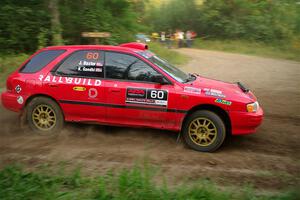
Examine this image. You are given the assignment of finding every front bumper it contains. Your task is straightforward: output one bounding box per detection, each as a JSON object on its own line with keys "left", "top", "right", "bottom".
{"left": 229, "top": 107, "right": 264, "bottom": 135}
{"left": 1, "top": 90, "right": 24, "bottom": 112}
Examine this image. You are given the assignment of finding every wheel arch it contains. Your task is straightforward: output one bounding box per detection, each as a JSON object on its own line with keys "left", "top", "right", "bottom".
{"left": 24, "top": 93, "right": 65, "bottom": 119}
{"left": 182, "top": 104, "right": 232, "bottom": 136}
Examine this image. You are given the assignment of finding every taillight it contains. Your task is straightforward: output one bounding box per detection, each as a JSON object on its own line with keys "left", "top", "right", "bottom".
{"left": 6, "top": 78, "right": 13, "bottom": 91}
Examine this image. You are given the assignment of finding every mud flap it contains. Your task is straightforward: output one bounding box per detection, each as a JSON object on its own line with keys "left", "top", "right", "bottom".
{"left": 176, "top": 131, "right": 181, "bottom": 143}
{"left": 19, "top": 108, "right": 28, "bottom": 131}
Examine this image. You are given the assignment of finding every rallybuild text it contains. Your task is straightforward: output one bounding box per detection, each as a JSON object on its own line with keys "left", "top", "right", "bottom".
{"left": 38, "top": 75, "right": 102, "bottom": 86}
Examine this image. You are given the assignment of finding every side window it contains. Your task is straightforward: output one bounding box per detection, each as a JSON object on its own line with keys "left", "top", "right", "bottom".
{"left": 105, "top": 52, "right": 163, "bottom": 82}
{"left": 56, "top": 50, "right": 104, "bottom": 78}
{"left": 105, "top": 52, "right": 137, "bottom": 79}
{"left": 20, "top": 50, "right": 65, "bottom": 73}
{"left": 127, "top": 60, "right": 161, "bottom": 82}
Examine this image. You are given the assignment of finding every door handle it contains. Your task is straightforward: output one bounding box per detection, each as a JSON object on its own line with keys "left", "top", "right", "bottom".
{"left": 48, "top": 83, "right": 58, "bottom": 88}
{"left": 109, "top": 88, "right": 121, "bottom": 93}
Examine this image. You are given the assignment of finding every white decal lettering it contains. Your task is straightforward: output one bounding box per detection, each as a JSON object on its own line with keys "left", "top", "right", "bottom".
{"left": 96, "top": 62, "right": 102, "bottom": 67}
{"left": 204, "top": 88, "right": 225, "bottom": 98}
{"left": 38, "top": 75, "right": 44, "bottom": 81}
{"left": 44, "top": 75, "right": 51, "bottom": 82}
{"left": 38, "top": 75, "right": 103, "bottom": 87}
{"left": 95, "top": 79, "right": 101, "bottom": 86}
{"left": 66, "top": 77, "right": 73, "bottom": 84}
{"left": 17, "top": 96, "right": 24, "bottom": 104}
{"left": 87, "top": 79, "right": 92, "bottom": 86}
{"left": 74, "top": 78, "right": 81, "bottom": 84}
{"left": 88, "top": 88, "right": 98, "bottom": 98}
{"left": 184, "top": 86, "right": 201, "bottom": 94}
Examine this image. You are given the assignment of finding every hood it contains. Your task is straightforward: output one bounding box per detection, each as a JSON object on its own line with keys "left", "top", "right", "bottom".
{"left": 188, "top": 75, "right": 256, "bottom": 103}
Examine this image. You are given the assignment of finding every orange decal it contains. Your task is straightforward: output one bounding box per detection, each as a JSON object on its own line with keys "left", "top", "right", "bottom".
{"left": 86, "top": 52, "right": 99, "bottom": 60}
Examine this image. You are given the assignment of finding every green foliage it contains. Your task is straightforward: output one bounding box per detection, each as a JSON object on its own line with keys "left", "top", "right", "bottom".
{"left": 0, "top": 54, "right": 29, "bottom": 88}
{"left": 0, "top": 0, "right": 145, "bottom": 53}
{"left": 37, "top": 28, "right": 49, "bottom": 49}
{"left": 0, "top": 0, "right": 50, "bottom": 53}
{"left": 0, "top": 164, "right": 299, "bottom": 200}
{"left": 59, "top": 0, "right": 144, "bottom": 45}
{"left": 145, "top": 0, "right": 200, "bottom": 32}
{"left": 198, "top": 0, "right": 298, "bottom": 42}
{"left": 145, "top": 0, "right": 300, "bottom": 43}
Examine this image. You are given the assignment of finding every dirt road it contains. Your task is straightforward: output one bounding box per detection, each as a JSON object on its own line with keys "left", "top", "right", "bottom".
{"left": 1, "top": 49, "right": 299, "bottom": 192}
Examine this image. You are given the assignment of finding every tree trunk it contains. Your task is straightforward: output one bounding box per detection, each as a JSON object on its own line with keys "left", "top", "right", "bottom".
{"left": 49, "top": 0, "right": 63, "bottom": 45}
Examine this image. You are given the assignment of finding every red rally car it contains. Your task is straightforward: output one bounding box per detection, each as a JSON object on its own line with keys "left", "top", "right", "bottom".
{"left": 1, "top": 43, "right": 263, "bottom": 152}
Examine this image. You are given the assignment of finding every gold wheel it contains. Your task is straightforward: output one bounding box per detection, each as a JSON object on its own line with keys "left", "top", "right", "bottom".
{"left": 188, "top": 117, "right": 217, "bottom": 147}
{"left": 32, "top": 104, "right": 56, "bottom": 131}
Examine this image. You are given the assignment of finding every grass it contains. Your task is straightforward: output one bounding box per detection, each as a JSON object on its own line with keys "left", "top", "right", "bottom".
{"left": 193, "top": 39, "right": 300, "bottom": 61}
{"left": 148, "top": 42, "right": 189, "bottom": 66}
{"left": 0, "top": 54, "right": 29, "bottom": 88}
{"left": 0, "top": 164, "right": 299, "bottom": 200}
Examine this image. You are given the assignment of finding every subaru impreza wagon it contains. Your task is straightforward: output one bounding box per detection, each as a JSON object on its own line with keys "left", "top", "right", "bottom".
{"left": 1, "top": 42, "right": 263, "bottom": 152}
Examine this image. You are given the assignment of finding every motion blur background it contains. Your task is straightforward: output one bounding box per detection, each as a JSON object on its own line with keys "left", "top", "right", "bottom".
{"left": 0, "top": 0, "right": 299, "bottom": 53}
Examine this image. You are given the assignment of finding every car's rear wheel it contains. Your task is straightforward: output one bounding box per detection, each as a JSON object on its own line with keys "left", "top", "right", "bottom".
{"left": 182, "top": 110, "right": 226, "bottom": 152}
{"left": 26, "top": 97, "right": 64, "bottom": 135}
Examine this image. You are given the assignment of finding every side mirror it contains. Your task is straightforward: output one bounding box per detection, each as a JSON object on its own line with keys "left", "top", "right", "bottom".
{"left": 152, "top": 74, "right": 168, "bottom": 84}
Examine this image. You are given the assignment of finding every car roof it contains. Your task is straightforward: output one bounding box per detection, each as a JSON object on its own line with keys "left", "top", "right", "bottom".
{"left": 43, "top": 44, "right": 145, "bottom": 53}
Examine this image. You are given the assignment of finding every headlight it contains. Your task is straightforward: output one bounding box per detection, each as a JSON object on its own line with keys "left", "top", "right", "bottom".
{"left": 247, "top": 101, "right": 259, "bottom": 113}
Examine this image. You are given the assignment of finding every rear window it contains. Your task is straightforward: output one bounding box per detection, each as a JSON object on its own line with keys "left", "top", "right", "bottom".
{"left": 20, "top": 50, "right": 65, "bottom": 73}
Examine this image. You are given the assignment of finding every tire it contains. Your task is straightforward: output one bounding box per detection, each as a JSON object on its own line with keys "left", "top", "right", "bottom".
{"left": 26, "top": 97, "right": 64, "bottom": 135}
{"left": 182, "top": 110, "right": 226, "bottom": 152}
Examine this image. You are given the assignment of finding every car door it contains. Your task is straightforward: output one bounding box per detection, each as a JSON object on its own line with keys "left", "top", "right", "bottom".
{"left": 103, "top": 51, "right": 181, "bottom": 130}
{"left": 47, "top": 49, "right": 106, "bottom": 122}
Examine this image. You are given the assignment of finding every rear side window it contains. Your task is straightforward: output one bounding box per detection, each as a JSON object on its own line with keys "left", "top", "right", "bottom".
{"left": 56, "top": 50, "right": 104, "bottom": 78}
{"left": 20, "top": 50, "right": 65, "bottom": 73}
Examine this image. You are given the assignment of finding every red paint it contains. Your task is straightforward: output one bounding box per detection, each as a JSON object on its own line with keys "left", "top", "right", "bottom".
{"left": 1, "top": 43, "right": 263, "bottom": 135}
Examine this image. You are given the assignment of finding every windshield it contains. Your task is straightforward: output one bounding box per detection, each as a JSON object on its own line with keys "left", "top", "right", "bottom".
{"left": 137, "top": 51, "right": 191, "bottom": 83}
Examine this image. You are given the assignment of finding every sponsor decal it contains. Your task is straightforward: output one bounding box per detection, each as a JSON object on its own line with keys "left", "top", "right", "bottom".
{"left": 215, "top": 99, "right": 232, "bottom": 106}
{"left": 39, "top": 75, "right": 101, "bottom": 86}
{"left": 126, "top": 88, "right": 168, "bottom": 107}
{"left": 204, "top": 88, "right": 225, "bottom": 98}
{"left": 184, "top": 86, "right": 201, "bottom": 94}
{"left": 17, "top": 96, "right": 24, "bottom": 104}
{"left": 15, "top": 85, "right": 22, "bottom": 94}
{"left": 73, "top": 86, "right": 86, "bottom": 91}
{"left": 88, "top": 88, "right": 98, "bottom": 98}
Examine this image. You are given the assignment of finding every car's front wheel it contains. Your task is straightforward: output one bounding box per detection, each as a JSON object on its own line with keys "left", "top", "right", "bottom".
{"left": 26, "top": 97, "right": 64, "bottom": 135}
{"left": 182, "top": 110, "right": 226, "bottom": 152}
